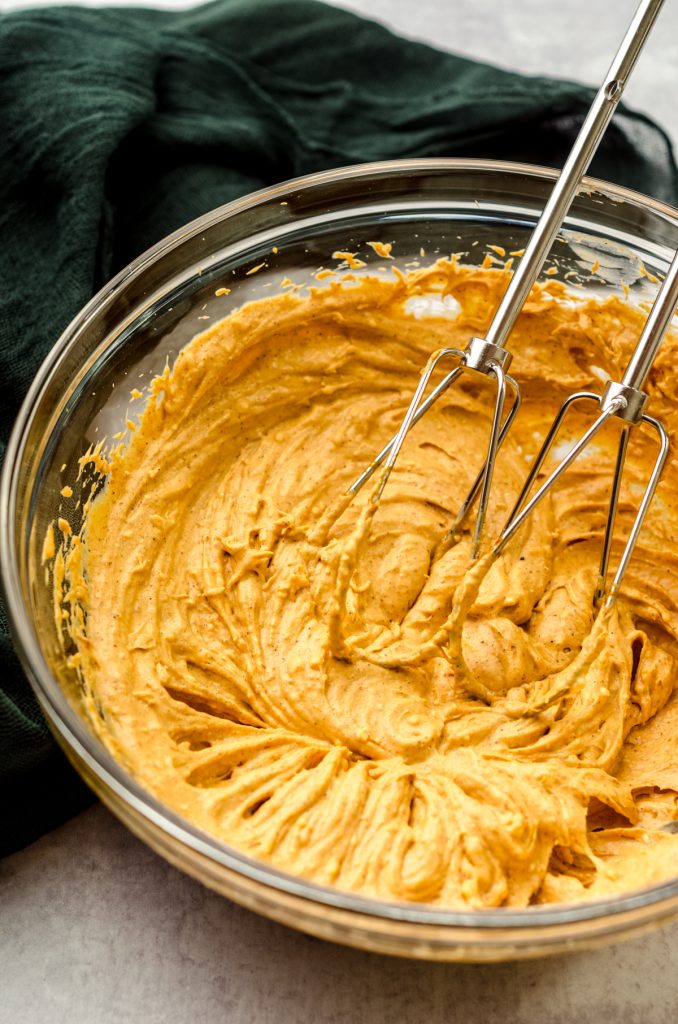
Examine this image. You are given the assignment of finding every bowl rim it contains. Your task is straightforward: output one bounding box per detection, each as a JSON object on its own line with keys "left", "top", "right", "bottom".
{"left": 3, "top": 155, "right": 678, "bottom": 933}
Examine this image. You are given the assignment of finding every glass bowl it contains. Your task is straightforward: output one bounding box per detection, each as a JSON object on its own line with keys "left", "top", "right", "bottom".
{"left": 3, "top": 159, "right": 678, "bottom": 962}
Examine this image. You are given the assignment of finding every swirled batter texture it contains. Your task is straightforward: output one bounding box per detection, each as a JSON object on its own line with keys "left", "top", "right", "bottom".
{"left": 57, "top": 260, "right": 678, "bottom": 907}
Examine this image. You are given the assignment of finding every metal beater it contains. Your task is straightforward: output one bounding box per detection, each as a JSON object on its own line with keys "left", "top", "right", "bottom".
{"left": 349, "top": 0, "right": 665, "bottom": 565}
{"left": 495, "top": 248, "right": 678, "bottom": 607}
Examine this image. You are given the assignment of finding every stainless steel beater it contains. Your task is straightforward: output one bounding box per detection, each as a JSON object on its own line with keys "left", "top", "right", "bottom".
{"left": 495, "top": 248, "right": 678, "bottom": 608}
{"left": 349, "top": 0, "right": 665, "bottom": 561}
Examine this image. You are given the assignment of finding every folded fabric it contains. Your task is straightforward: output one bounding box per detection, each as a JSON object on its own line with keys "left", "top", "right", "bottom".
{"left": 1, "top": 0, "right": 676, "bottom": 858}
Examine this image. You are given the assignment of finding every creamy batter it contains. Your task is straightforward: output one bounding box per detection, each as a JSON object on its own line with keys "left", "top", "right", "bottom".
{"left": 53, "top": 257, "right": 678, "bottom": 908}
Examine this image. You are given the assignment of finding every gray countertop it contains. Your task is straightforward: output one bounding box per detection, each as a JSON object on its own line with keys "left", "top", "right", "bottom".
{"left": 3, "top": 804, "right": 678, "bottom": 1024}
{"left": 2, "top": 1, "right": 678, "bottom": 1021}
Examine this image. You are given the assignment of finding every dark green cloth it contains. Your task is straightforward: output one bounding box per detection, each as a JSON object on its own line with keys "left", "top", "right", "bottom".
{"left": 1, "top": 0, "right": 677, "bottom": 858}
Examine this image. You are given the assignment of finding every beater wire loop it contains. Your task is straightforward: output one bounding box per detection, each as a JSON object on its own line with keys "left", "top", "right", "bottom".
{"left": 347, "top": 349, "right": 522, "bottom": 558}
{"left": 493, "top": 392, "right": 671, "bottom": 605}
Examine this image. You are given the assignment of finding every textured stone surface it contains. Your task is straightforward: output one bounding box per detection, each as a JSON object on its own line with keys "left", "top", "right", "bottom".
{"left": 2, "top": 804, "right": 678, "bottom": 1024}
{"left": 3, "top": 1, "right": 678, "bottom": 1021}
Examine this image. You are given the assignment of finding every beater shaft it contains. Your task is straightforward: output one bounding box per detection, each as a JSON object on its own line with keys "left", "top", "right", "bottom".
{"left": 350, "top": 0, "right": 665, "bottom": 558}
{"left": 485, "top": 0, "right": 664, "bottom": 352}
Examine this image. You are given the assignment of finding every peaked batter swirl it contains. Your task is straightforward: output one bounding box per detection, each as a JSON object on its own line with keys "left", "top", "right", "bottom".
{"left": 54, "top": 259, "right": 678, "bottom": 907}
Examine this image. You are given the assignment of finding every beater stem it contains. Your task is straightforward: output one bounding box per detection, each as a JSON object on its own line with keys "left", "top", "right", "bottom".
{"left": 622, "top": 249, "right": 678, "bottom": 391}
{"left": 594, "top": 425, "right": 630, "bottom": 607}
{"left": 485, "top": 0, "right": 664, "bottom": 351}
{"left": 472, "top": 365, "right": 507, "bottom": 558}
